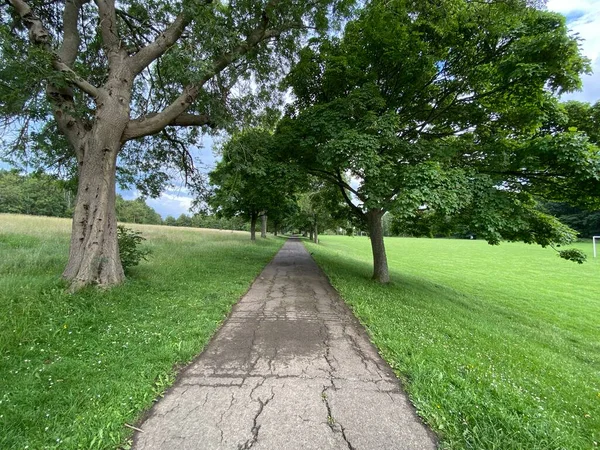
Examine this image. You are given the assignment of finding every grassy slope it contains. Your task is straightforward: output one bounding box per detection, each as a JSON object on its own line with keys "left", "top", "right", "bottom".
{"left": 0, "top": 214, "right": 284, "bottom": 449}
{"left": 305, "top": 236, "right": 600, "bottom": 450}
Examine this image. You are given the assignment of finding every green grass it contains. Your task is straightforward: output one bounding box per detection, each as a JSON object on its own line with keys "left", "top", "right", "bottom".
{"left": 0, "top": 214, "right": 284, "bottom": 449}
{"left": 305, "top": 236, "right": 600, "bottom": 450}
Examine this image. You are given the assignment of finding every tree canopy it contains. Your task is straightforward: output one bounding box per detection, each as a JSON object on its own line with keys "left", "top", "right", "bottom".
{"left": 208, "top": 128, "right": 302, "bottom": 240}
{"left": 1, "top": 0, "right": 353, "bottom": 289}
{"left": 276, "top": 0, "right": 599, "bottom": 281}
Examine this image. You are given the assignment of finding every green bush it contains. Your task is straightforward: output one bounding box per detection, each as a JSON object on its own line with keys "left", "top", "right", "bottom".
{"left": 117, "top": 225, "right": 151, "bottom": 272}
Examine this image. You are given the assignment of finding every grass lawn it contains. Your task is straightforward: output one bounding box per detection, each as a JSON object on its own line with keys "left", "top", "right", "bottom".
{"left": 0, "top": 214, "right": 284, "bottom": 449}
{"left": 305, "top": 236, "right": 600, "bottom": 450}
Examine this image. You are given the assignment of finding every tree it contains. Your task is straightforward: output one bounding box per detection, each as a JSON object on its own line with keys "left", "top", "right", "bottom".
{"left": 297, "top": 178, "right": 348, "bottom": 243}
{"left": 208, "top": 128, "right": 301, "bottom": 240}
{"left": 541, "top": 202, "right": 600, "bottom": 239}
{"left": 164, "top": 215, "right": 177, "bottom": 226}
{"left": 277, "top": 0, "right": 598, "bottom": 282}
{"left": 115, "top": 195, "right": 162, "bottom": 224}
{"left": 175, "top": 213, "right": 193, "bottom": 227}
{"left": 1, "top": 0, "right": 352, "bottom": 290}
{"left": 0, "top": 169, "right": 72, "bottom": 216}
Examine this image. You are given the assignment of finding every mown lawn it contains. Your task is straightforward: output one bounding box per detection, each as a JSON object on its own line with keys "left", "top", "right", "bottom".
{"left": 305, "top": 236, "right": 600, "bottom": 450}
{"left": 0, "top": 214, "right": 284, "bottom": 449}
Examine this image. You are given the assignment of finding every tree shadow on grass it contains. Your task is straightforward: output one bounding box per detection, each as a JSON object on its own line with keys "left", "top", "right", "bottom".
{"left": 310, "top": 248, "right": 529, "bottom": 321}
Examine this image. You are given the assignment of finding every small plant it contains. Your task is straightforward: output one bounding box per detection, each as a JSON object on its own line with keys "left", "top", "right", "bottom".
{"left": 117, "top": 225, "right": 151, "bottom": 272}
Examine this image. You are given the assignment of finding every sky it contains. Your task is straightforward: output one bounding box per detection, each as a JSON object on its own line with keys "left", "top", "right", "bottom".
{"left": 547, "top": 0, "right": 600, "bottom": 102}
{"left": 120, "top": 134, "right": 220, "bottom": 219}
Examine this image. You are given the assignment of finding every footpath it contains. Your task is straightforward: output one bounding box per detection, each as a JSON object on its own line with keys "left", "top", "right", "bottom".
{"left": 133, "top": 237, "right": 436, "bottom": 449}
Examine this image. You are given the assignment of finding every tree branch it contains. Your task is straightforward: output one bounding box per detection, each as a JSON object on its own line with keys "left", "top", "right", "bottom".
{"left": 123, "top": 21, "right": 282, "bottom": 141}
{"left": 94, "top": 0, "right": 120, "bottom": 53}
{"left": 337, "top": 181, "right": 365, "bottom": 219}
{"left": 53, "top": 60, "right": 100, "bottom": 98}
{"left": 6, "top": 0, "right": 91, "bottom": 154}
{"left": 122, "top": 112, "right": 213, "bottom": 141}
{"left": 58, "top": 0, "right": 88, "bottom": 65}
{"left": 128, "top": 12, "right": 189, "bottom": 75}
{"left": 128, "top": 0, "right": 216, "bottom": 75}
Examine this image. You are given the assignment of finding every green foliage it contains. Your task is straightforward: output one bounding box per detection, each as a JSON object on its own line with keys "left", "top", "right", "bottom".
{"left": 276, "top": 0, "right": 598, "bottom": 263}
{"left": 116, "top": 225, "right": 150, "bottom": 272}
{"left": 542, "top": 202, "right": 600, "bottom": 238}
{"left": 0, "top": 214, "right": 284, "bottom": 448}
{"left": 306, "top": 236, "right": 600, "bottom": 449}
{"left": 557, "top": 247, "right": 587, "bottom": 264}
{"left": 115, "top": 195, "right": 162, "bottom": 225}
{"left": 208, "top": 128, "right": 303, "bottom": 226}
{"left": 0, "top": 170, "right": 73, "bottom": 217}
{"left": 292, "top": 178, "right": 351, "bottom": 236}
{"left": 190, "top": 213, "right": 247, "bottom": 230}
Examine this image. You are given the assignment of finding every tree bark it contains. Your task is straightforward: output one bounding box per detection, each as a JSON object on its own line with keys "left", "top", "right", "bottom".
{"left": 62, "top": 84, "right": 131, "bottom": 290}
{"left": 250, "top": 212, "right": 257, "bottom": 241}
{"left": 261, "top": 213, "right": 267, "bottom": 238}
{"left": 309, "top": 229, "right": 314, "bottom": 241}
{"left": 313, "top": 220, "right": 318, "bottom": 244}
{"left": 367, "top": 209, "right": 390, "bottom": 283}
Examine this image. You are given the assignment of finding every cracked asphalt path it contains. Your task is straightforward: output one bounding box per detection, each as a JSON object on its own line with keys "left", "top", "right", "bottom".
{"left": 133, "top": 237, "right": 437, "bottom": 450}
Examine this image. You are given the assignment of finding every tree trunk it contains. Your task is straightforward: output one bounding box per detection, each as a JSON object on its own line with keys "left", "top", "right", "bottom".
{"left": 62, "top": 86, "right": 131, "bottom": 291}
{"left": 313, "top": 221, "right": 318, "bottom": 244}
{"left": 250, "top": 212, "right": 257, "bottom": 241}
{"left": 367, "top": 209, "right": 390, "bottom": 283}
{"left": 261, "top": 213, "right": 267, "bottom": 238}
{"left": 309, "top": 229, "right": 314, "bottom": 241}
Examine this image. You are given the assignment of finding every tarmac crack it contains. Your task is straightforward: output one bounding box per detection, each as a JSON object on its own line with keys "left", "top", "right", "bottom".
{"left": 321, "top": 382, "right": 357, "bottom": 450}
{"left": 216, "top": 392, "right": 236, "bottom": 444}
{"left": 238, "top": 387, "right": 275, "bottom": 450}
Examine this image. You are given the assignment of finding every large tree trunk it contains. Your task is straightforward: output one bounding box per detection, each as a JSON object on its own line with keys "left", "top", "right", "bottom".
{"left": 261, "top": 213, "right": 267, "bottom": 238}
{"left": 250, "top": 212, "right": 258, "bottom": 241}
{"left": 367, "top": 209, "right": 390, "bottom": 283}
{"left": 313, "top": 220, "right": 318, "bottom": 244}
{"left": 62, "top": 85, "right": 131, "bottom": 291}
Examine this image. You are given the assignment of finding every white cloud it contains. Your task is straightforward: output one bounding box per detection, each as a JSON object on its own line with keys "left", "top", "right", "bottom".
{"left": 147, "top": 191, "right": 194, "bottom": 219}
{"left": 548, "top": 0, "right": 600, "bottom": 103}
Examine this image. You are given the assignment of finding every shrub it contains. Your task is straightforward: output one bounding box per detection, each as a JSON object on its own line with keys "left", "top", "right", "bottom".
{"left": 117, "top": 225, "right": 151, "bottom": 272}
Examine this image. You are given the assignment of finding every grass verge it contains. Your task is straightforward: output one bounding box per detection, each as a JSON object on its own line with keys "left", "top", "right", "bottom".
{"left": 0, "top": 214, "right": 284, "bottom": 449}
{"left": 305, "top": 236, "right": 600, "bottom": 450}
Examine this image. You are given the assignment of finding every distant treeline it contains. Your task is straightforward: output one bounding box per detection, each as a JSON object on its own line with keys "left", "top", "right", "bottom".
{"left": 542, "top": 202, "right": 600, "bottom": 239}
{"left": 3, "top": 170, "right": 598, "bottom": 238}
{"left": 0, "top": 169, "right": 74, "bottom": 217}
{"left": 0, "top": 170, "right": 247, "bottom": 231}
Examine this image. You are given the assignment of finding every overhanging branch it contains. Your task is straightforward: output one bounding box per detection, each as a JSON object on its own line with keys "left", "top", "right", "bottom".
{"left": 122, "top": 20, "right": 282, "bottom": 141}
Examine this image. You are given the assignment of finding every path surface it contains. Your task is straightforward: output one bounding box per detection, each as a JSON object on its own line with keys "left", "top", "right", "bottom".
{"left": 133, "top": 238, "right": 436, "bottom": 450}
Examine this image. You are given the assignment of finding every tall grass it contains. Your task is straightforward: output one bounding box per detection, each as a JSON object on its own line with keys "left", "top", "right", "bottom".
{"left": 0, "top": 214, "right": 284, "bottom": 449}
